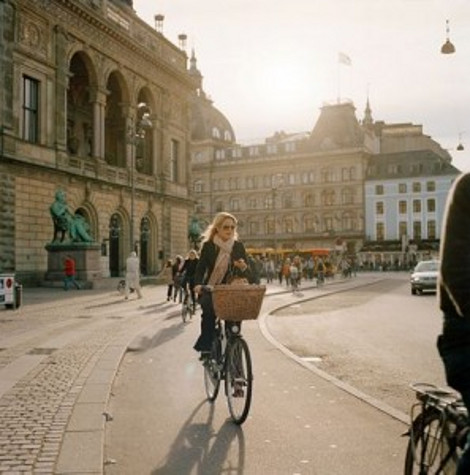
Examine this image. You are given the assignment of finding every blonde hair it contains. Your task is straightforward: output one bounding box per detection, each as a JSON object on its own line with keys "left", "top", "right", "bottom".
{"left": 201, "top": 212, "right": 239, "bottom": 242}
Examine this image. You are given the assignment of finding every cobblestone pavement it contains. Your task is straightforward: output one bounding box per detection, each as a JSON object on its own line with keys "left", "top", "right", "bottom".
{"left": 0, "top": 284, "right": 181, "bottom": 474}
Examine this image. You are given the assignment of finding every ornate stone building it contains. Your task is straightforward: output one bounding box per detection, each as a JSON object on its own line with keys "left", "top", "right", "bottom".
{"left": 190, "top": 70, "right": 459, "bottom": 263}
{"left": 191, "top": 86, "right": 371, "bottom": 256}
{"left": 0, "top": 0, "right": 196, "bottom": 284}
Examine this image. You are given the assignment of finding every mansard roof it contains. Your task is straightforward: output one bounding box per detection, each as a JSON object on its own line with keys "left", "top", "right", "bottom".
{"left": 366, "top": 150, "right": 461, "bottom": 180}
{"left": 307, "top": 101, "right": 364, "bottom": 151}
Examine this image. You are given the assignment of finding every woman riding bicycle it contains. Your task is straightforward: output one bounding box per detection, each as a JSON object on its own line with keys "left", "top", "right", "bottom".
{"left": 193, "top": 212, "right": 256, "bottom": 358}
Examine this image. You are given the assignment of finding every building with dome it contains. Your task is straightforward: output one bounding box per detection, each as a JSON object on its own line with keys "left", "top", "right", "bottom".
{"left": 0, "top": 0, "right": 196, "bottom": 284}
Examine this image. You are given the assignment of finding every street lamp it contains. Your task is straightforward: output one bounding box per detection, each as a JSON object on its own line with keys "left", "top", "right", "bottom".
{"left": 457, "top": 132, "right": 465, "bottom": 151}
{"left": 271, "top": 174, "right": 283, "bottom": 252}
{"left": 440, "top": 19, "right": 455, "bottom": 55}
{"left": 128, "top": 102, "right": 152, "bottom": 252}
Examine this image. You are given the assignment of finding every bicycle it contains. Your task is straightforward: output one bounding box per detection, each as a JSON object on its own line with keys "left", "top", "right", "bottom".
{"left": 181, "top": 286, "right": 196, "bottom": 323}
{"left": 201, "top": 284, "right": 266, "bottom": 425}
{"left": 404, "top": 382, "right": 469, "bottom": 475}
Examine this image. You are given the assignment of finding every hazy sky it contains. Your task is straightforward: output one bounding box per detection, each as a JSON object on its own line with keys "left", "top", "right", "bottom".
{"left": 133, "top": 0, "right": 469, "bottom": 172}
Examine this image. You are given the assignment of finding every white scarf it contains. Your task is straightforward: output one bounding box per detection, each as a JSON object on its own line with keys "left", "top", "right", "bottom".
{"left": 208, "top": 235, "right": 235, "bottom": 285}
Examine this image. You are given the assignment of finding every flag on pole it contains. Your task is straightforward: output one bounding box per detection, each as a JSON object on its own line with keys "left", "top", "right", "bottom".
{"left": 338, "top": 51, "right": 352, "bottom": 66}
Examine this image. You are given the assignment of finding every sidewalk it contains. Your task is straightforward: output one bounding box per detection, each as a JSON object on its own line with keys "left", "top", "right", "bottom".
{"left": 0, "top": 274, "right": 394, "bottom": 474}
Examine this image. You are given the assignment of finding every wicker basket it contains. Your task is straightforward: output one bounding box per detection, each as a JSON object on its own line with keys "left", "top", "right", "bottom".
{"left": 212, "top": 284, "right": 266, "bottom": 321}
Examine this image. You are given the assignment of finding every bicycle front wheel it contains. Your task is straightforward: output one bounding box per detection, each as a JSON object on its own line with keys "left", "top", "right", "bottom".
{"left": 225, "top": 337, "right": 253, "bottom": 425}
{"left": 204, "top": 338, "right": 222, "bottom": 402}
{"left": 404, "top": 408, "right": 458, "bottom": 475}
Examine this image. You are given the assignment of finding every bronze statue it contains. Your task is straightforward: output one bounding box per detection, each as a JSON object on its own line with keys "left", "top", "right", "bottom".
{"left": 50, "top": 190, "right": 93, "bottom": 243}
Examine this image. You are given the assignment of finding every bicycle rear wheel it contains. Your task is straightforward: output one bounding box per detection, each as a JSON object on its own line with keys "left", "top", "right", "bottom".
{"left": 181, "top": 303, "right": 188, "bottom": 323}
{"left": 404, "top": 408, "right": 458, "bottom": 475}
{"left": 225, "top": 337, "right": 253, "bottom": 425}
{"left": 204, "top": 338, "right": 222, "bottom": 402}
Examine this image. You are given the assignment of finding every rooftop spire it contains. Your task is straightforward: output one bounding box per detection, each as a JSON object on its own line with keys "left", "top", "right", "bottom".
{"left": 363, "top": 96, "right": 374, "bottom": 128}
{"left": 189, "top": 49, "right": 205, "bottom": 98}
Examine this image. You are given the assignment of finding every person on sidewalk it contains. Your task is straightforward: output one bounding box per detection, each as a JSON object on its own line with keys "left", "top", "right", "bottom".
{"left": 63, "top": 254, "right": 80, "bottom": 290}
{"left": 437, "top": 172, "right": 470, "bottom": 475}
{"left": 163, "top": 259, "right": 174, "bottom": 301}
{"left": 193, "top": 212, "right": 255, "bottom": 357}
{"left": 171, "top": 255, "right": 184, "bottom": 303}
{"left": 124, "top": 251, "right": 142, "bottom": 300}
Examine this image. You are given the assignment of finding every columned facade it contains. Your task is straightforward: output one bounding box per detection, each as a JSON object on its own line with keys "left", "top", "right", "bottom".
{"left": 0, "top": 0, "right": 196, "bottom": 283}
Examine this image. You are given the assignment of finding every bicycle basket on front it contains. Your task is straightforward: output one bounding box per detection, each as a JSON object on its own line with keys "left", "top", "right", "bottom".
{"left": 212, "top": 284, "right": 266, "bottom": 321}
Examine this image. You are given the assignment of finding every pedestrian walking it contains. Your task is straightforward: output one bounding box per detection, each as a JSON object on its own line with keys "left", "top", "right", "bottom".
{"left": 172, "top": 255, "right": 184, "bottom": 302}
{"left": 124, "top": 251, "right": 142, "bottom": 300}
{"left": 163, "top": 259, "right": 174, "bottom": 301}
{"left": 63, "top": 254, "right": 80, "bottom": 290}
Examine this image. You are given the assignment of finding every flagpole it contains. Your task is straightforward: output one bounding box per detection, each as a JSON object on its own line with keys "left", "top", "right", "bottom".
{"left": 337, "top": 59, "right": 341, "bottom": 103}
{"left": 337, "top": 52, "right": 351, "bottom": 104}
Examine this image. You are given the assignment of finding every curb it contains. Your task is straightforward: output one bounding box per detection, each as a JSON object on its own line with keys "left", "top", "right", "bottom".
{"left": 54, "top": 299, "right": 180, "bottom": 474}
{"left": 258, "top": 278, "right": 409, "bottom": 426}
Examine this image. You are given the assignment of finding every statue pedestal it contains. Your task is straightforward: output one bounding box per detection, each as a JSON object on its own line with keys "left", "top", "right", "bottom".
{"left": 44, "top": 243, "right": 102, "bottom": 287}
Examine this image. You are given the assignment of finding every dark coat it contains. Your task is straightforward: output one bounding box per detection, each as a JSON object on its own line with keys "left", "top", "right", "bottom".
{"left": 439, "top": 172, "right": 470, "bottom": 350}
{"left": 194, "top": 240, "right": 255, "bottom": 285}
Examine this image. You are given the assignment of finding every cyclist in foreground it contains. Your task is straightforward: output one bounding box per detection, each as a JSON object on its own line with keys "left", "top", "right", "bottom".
{"left": 437, "top": 172, "right": 470, "bottom": 475}
{"left": 192, "top": 212, "right": 256, "bottom": 359}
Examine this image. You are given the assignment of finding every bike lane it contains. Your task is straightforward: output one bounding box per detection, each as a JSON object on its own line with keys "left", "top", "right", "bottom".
{"left": 104, "top": 275, "right": 408, "bottom": 475}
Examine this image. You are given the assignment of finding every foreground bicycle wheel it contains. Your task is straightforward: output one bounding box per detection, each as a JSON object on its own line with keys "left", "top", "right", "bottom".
{"left": 204, "top": 338, "right": 221, "bottom": 401}
{"left": 225, "top": 337, "right": 253, "bottom": 425}
{"left": 404, "top": 408, "right": 458, "bottom": 474}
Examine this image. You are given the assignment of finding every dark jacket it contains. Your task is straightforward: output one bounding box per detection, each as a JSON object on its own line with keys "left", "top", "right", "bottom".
{"left": 194, "top": 240, "right": 255, "bottom": 286}
{"left": 439, "top": 172, "right": 470, "bottom": 350}
{"left": 181, "top": 258, "right": 198, "bottom": 277}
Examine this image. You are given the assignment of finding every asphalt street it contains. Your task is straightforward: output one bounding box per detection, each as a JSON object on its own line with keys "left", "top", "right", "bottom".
{"left": 0, "top": 274, "right": 409, "bottom": 474}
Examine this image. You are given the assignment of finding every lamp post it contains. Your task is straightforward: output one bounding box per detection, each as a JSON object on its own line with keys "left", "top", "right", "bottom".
{"left": 440, "top": 19, "right": 455, "bottom": 55}
{"left": 271, "top": 174, "right": 283, "bottom": 252}
{"left": 128, "top": 102, "right": 152, "bottom": 252}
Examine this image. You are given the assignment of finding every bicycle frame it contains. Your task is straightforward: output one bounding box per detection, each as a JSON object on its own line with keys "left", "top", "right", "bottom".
{"left": 404, "top": 383, "right": 469, "bottom": 475}
{"left": 213, "top": 320, "right": 241, "bottom": 379}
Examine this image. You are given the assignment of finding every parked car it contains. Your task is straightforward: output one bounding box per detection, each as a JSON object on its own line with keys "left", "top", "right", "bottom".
{"left": 410, "top": 260, "right": 440, "bottom": 295}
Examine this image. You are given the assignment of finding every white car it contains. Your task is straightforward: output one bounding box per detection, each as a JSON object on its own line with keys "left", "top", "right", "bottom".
{"left": 410, "top": 260, "right": 440, "bottom": 295}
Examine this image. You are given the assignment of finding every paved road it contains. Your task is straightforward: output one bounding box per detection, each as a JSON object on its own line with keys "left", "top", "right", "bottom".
{"left": 0, "top": 274, "right": 410, "bottom": 474}
{"left": 268, "top": 274, "right": 446, "bottom": 415}
{"left": 104, "top": 276, "right": 409, "bottom": 475}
